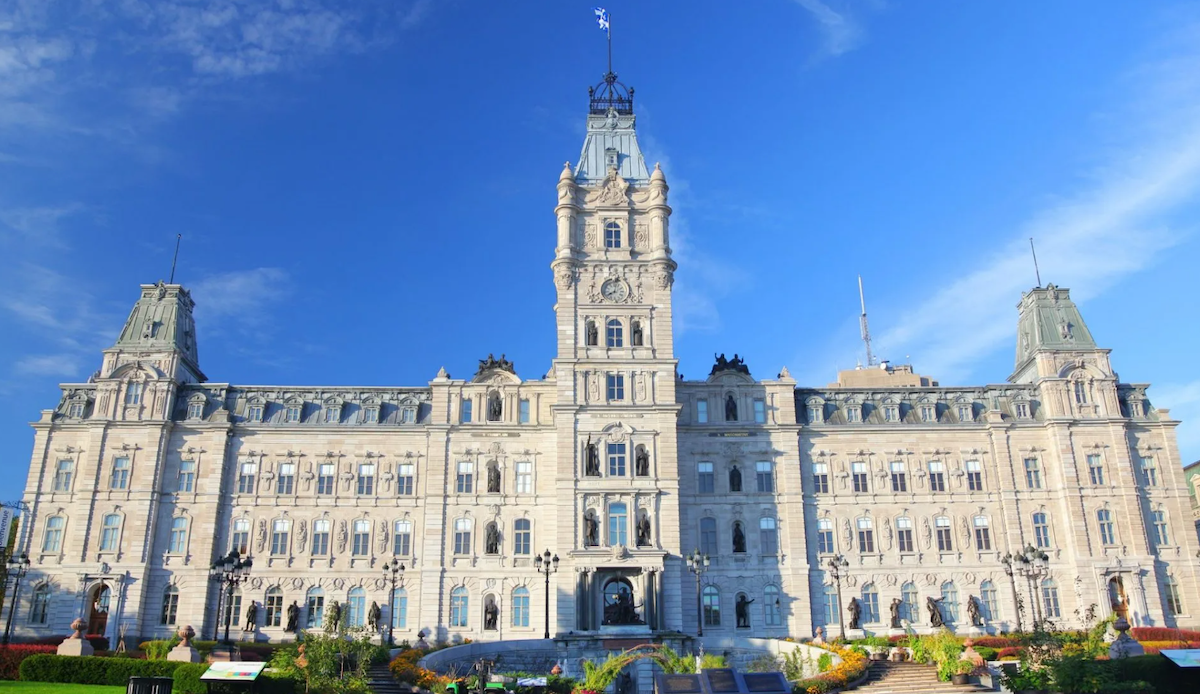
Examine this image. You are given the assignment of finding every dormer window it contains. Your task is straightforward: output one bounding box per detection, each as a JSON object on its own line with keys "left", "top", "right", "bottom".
{"left": 807, "top": 402, "right": 823, "bottom": 424}
{"left": 362, "top": 404, "right": 379, "bottom": 424}
{"left": 919, "top": 404, "right": 935, "bottom": 422}
{"left": 284, "top": 401, "right": 302, "bottom": 423}
{"left": 401, "top": 407, "right": 416, "bottom": 424}
{"left": 883, "top": 403, "right": 899, "bottom": 422}
{"left": 187, "top": 397, "right": 205, "bottom": 420}
{"left": 957, "top": 403, "right": 972, "bottom": 422}
{"left": 247, "top": 401, "right": 264, "bottom": 423}
{"left": 1128, "top": 399, "right": 1144, "bottom": 418}
{"left": 67, "top": 400, "right": 86, "bottom": 419}
{"left": 1015, "top": 401, "right": 1030, "bottom": 419}
{"left": 604, "top": 221, "right": 622, "bottom": 249}
{"left": 323, "top": 399, "right": 342, "bottom": 424}
{"left": 845, "top": 404, "right": 860, "bottom": 423}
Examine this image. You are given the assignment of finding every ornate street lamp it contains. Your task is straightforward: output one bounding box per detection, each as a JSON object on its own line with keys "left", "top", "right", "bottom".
{"left": 1015, "top": 545, "right": 1049, "bottom": 629}
{"left": 1000, "top": 552, "right": 1024, "bottom": 633}
{"left": 208, "top": 550, "right": 252, "bottom": 646}
{"left": 685, "top": 550, "right": 709, "bottom": 637}
{"left": 3, "top": 552, "right": 31, "bottom": 645}
{"left": 382, "top": 558, "right": 405, "bottom": 647}
{"left": 826, "top": 554, "right": 849, "bottom": 640}
{"left": 534, "top": 549, "right": 559, "bottom": 640}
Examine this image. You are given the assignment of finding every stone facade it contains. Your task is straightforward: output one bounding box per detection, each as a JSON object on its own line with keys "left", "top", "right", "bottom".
{"left": 11, "top": 76, "right": 1200, "bottom": 647}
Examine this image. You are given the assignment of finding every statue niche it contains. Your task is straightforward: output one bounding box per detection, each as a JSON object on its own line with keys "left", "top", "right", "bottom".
{"left": 485, "top": 522, "right": 500, "bottom": 555}
{"left": 634, "top": 445, "right": 650, "bottom": 477}
{"left": 636, "top": 512, "right": 651, "bottom": 547}
{"left": 725, "top": 394, "right": 738, "bottom": 422}
{"left": 631, "top": 320, "right": 643, "bottom": 346}
{"left": 585, "top": 320, "right": 599, "bottom": 346}
{"left": 732, "top": 522, "right": 746, "bottom": 553}
{"left": 736, "top": 594, "right": 755, "bottom": 628}
{"left": 487, "top": 391, "right": 502, "bottom": 422}
{"left": 487, "top": 462, "right": 501, "bottom": 494}
{"left": 584, "top": 510, "right": 600, "bottom": 547}
{"left": 729, "top": 465, "right": 742, "bottom": 492}
{"left": 584, "top": 437, "right": 600, "bottom": 476}
{"left": 484, "top": 595, "right": 499, "bottom": 631}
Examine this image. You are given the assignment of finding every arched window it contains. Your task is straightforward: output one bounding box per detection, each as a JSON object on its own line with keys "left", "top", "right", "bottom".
{"left": 161, "top": 585, "right": 179, "bottom": 625}
{"left": 604, "top": 221, "right": 622, "bottom": 248}
{"left": 700, "top": 518, "right": 717, "bottom": 555}
{"left": 900, "top": 582, "right": 919, "bottom": 623}
{"left": 1074, "top": 380, "right": 1086, "bottom": 404}
{"left": 99, "top": 514, "right": 121, "bottom": 552}
{"left": 30, "top": 584, "right": 50, "bottom": 624}
{"left": 454, "top": 518, "right": 472, "bottom": 555}
{"left": 168, "top": 517, "right": 188, "bottom": 554}
{"left": 347, "top": 587, "right": 366, "bottom": 627}
{"left": 759, "top": 517, "right": 779, "bottom": 554}
{"left": 265, "top": 587, "right": 283, "bottom": 627}
{"left": 450, "top": 587, "right": 469, "bottom": 627}
{"left": 512, "top": 587, "right": 530, "bottom": 627}
{"left": 1097, "top": 509, "right": 1116, "bottom": 545}
{"left": 702, "top": 585, "right": 721, "bottom": 626}
{"left": 1163, "top": 576, "right": 1183, "bottom": 616}
{"left": 608, "top": 503, "right": 628, "bottom": 546}
{"left": 935, "top": 516, "right": 952, "bottom": 552}
{"left": 763, "top": 585, "right": 782, "bottom": 626}
{"left": 392, "top": 588, "right": 408, "bottom": 629}
{"left": 606, "top": 319, "right": 623, "bottom": 348}
{"left": 514, "top": 518, "right": 532, "bottom": 555}
{"left": 980, "top": 580, "right": 999, "bottom": 622}
{"left": 1032, "top": 512, "right": 1051, "bottom": 548}
{"left": 352, "top": 520, "right": 370, "bottom": 555}
{"left": 1041, "top": 579, "right": 1061, "bottom": 618}
{"left": 306, "top": 587, "right": 325, "bottom": 628}
{"left": 861, "top": 583, "right": 879, "bottom": 624}
{"left": 43, "top": 516, "right": 65, "bottom": 552}
{"left": 940, "top": 582, "right": 959, "bottom": 623}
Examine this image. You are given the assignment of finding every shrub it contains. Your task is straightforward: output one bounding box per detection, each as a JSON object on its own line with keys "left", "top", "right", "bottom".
{"left": 816, "top": 653, "right": 832, "bottom": 674}
{"left": 1114, "top": 654, "right": 1200, "bottom": 694}
{"left": 996, "top": 647, "right": 1023, "bottom": 660}
{"left": 1130, "top": 627, "right": 1200, "bottom": 642}
{"left": 973, "top": 646, "right": 998, "bottom": 662}
{"left": 19, "top": 654, "right": 184, "bottom": 685}
{"left": 0, "top": 645, "right": 57, "bottom": 680}
{"left": 791, "top": 645, "right": 867, "bottom": 694}
{"left": 972, "top": 636, "right": 1020, "bottom": 649}
{"left": 1140, "top": 640, "right": 1200, "bottom": 655}
{"left": 22, "top": 634, "right": 109, "bottom": 651}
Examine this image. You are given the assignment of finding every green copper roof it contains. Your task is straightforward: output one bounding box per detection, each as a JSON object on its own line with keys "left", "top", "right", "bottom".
{"left": 574, "top": 108, "right": 650, "bottom": 184}
{"left": 113, "top": 282, "right": 200, "bottom": 367}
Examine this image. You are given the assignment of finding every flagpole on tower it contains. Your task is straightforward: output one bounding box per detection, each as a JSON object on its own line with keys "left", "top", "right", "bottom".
{"left": 607, "top": 11, "right": 612, "bottom": 75}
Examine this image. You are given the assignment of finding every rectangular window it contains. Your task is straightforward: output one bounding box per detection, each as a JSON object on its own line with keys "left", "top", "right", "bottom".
{"left": 323, "top": 407, "right": 339, "bottom": 424}
{"left": 813, "top": 463, "right": 829, "bottom": 494}
{"left": 362, "top": 406, "right": 378, "bottom": 423}
{"left": 608, "top": 443, "right": 627, "bottom": 476}
{"left": 68, "top": 401, "right": 85, "bottom": 418}
{"left": 920, "top": 405, "right": 934, "bottom": 422}
{"left": 357, "top": 463, "right": 375, "bottom": 496}
{"left": 52, "top": 458, "right": 73, "bottom": 492}
{"left": 317, "top": 463, "right": 335, "bottom": 495}
{"left": 823, "top": 589, "right": 839, "bottom": 627}
{"left": 285, "top": 404, "right": 301, "bottom": 422}
{"left": 352, "top": 520, "right": 370, "bottom": 556}
{"left": 266, "top": 592, "right": 283, "bottom": 627}
{"left": 936, "top": 518, "right": 953, "bottom": 552}
{"left": 974, "top": 518, "right": 992, "bottom": 550}
{"left": 1024, "top": 458, "right": 1042, "bottom": 489}
{"left": 851, "top": 462, "right": 869, "bottom": 493}
{"left": 513, "top": 520, "right": 532, "bottom": 555}
{"left": 188, "top": 401, "right": 204, "bottom": 419}
{"left": 1140, "top": 457, "right": 1158, "bottom": 487}
{"left": 161, "top": 591, "right": 178, "bottom": 625}
{"left": 966, "top": 460, "right": 983, "bottom": 491}
{"left": 271, "top": 520, "right": 289, "bottom": 555}
{"left": 700, "top": 518, "right": 718, "bottom": 556}
{"left": 1032, "top": 512, "right": 1051, "bottom": 548}
{"left": 110, "top": 457, "right": 130, "bottom": 490}
{"left": 845, "top": 406, "right": 860, "bottom": 423}
{"left": 178, "top": 460, "right": 196, "bottom": 493}
{"left": 697, "top": 462, "right": 715, "bottom": 494}
{"left": 454, "top": 519, "right": 472, "bottom": 555}
{"left": 607, "top": 374, "right": 625, "bottom": 401}
{"left": 456, "top": 462, "right": 474, "bottom": 493}
{"left": 168, "top": 518, "right": 188, "bottom": 554}
{"left": 608, "top": 503, "right": 628, "bottom": 547}
{"left": 1087, "top": 455, "right": 1104, "bottom": 485}
{"left": 232, "top": 520, "right": 250, "bottom": 555}
{"left": 958, "top": 404, "right": 972, "bottom": 422}
{"left": 897, "top": 517, "right": 914, "bottom": 553}
{"left": 755, "top": 462, "right": 774, "bottom": 493}
{"left": 884, "top": 406, "right": 897, "bottom": 422}
{"left": 394, "top": 521, "right": 412, "bottom": 556}
{"left": 43, "top": 517, "right": 64, "bottom": 552}
{"left": 306, "top": 593, "right": 323, "bottom": 628}
{"left": 512, "top": 591, "right": 529, "bottom": 627}
{"left": 753, "top": 399, "right": 766, "bottom": 423}
{"left": 862, "top": 591, "right": 879, "bottom": 624}
{"left": 397, "top": 463, "right": 415, "bottom": 495}
{"left": 760, "top": 518, "right": 779, "bottom": 554}
{"left": 519, "top": 399, "right": 530, "bottom": 424}
{"left": 125, "top": 382, "right": 142, "bottom": 405}
{"left": 401, "top": 407, "right": 416, "bottom": 424}
{"left": 277, "top": 463, "right": 296, "bottom": 495}
{"left": 393, "top": 593, "right": 408, "bottom": 629}
{"left": 1016, "top": 401, "right": 1030, "bottom": 418}
{"left": 461, "top": 399, "right": 473, "bottom": 423}
{"left": 696, "top": 399, "right": 708, "bottom": 423}
{"left": 808, "top": 405, "right": 823, "bottom": 424}
{"left": 928, "top": 461, "right": 946, "bottom": 492}
{"left": 604, "top": 221, "right": 621, "bottom": 248}
{"left": 237, "top": 462, "right": 256, "bottom": 495}
{"left": 857, "top": 519, "right": 874, "bottom": 553}
{"left": 311, "top": 520, "right": 330, "bottom": 556}
{"left": 99, "top": 516, "right": 120, "bottom": 552}
{"left": 817, "top": 520, "right": 834, "bottom": 554}
{"left": 890, "top": 462, "right": 907, "bottom": 492}
{"left": 515, "top": 461, "right": 533, "bottom": 493}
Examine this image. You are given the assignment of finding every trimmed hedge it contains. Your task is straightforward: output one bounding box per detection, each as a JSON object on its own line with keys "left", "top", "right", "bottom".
{"left": 170, "top": 663, "right": 297, "bottom": 694}
{"left": 0, "top": 646, "right": 57, "bottom": 680}
{"left": 20, "top": 654, "right": 185, "bottom": 685}
{"left": 1130, "top": 627, "right": 1200, "bottom": 642}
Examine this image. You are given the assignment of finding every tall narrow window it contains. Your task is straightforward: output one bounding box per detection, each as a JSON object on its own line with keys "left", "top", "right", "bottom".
{"left": 696, "top": 399, "right": 708, "bottom": 423}
{"left": 168, "top": 517, "right": 188, "bottom": 554}
{"left": 607, "top": 374, "right": 625, "bottom": 401}
{"left": 357, "top": 463, "right": 375, "bottom": 496}
{"left": 277, "top": 463, "right": 295, "bottom": 495}
{"left": 513, "top": 519, "right": 532, "bottom": 555}
{"left": 454, "top": 519, "right": 472, "bottom": 555}
{"left": 973, "top": 516, "right": 992, "bottom": 550}
{"left": 226, "top": 589, "right": 242, "bottom": 628}
{"left": 450, "top": 587, "right": 469, "bottom": 627}
{"left": 900, "top": 583, "right": 919, "bottom": 623}
{"left": 813, "top": 463, "right": 830, "bottom": 494}
{"left": 161, "top": 586, "right": 179, "bottom": 625}
{"left": 347, "top": 588, "right": 366, "bottom": 627}
{"left": 125, "top": 382, "right": 143, "bottom": 406}
{"left": 110, "top": 457, "right": 131, "bottom": 490}
{"left": 188, "top": 399, "right": 204, "bottom": 420}
{"left": 306, "top": 588, "right": 325, "bottom": 628}
{"left": 1097, "top": 509, "right": 1116, "bottom": 545}
{"left": 352, "top": 520, "right": 370, "bottom": 556}
{"left": 1152, "top": 510, "right": 1170, "bottom": 546}
{"left": 1163, "top": 577, "right": 1183, "bottom": 616}
{"left": 515, "top": 461, "right": 533, "bottom": 494}
{"left": 606, "top": 319, "right": 623, "bottom": 347}
{"left": 519, "top": 399, "right": 530, "bottom": 424}
{"left": 861, "top": 584, "right": 880, "bottom": 624}
{"left": 1140, "top": 457, "right": 1159, "bottom": 487}
{"left": 981, "top": 580, "right": 999, "bottom": 622}
{"left": 511, "top": 587, "right": 530, "bottom": 627}
{"left": 702, "top": 586, "right": 721, "bottom": 626}
{"left": 966, "top": 460, "right": 983, "bottom": 491}
{"left": 1087, "top": 455, "right": 1105, "bottom": 485}
{"left": 30, "top": 584, "right": 50, "bottom": 624}
{"left": 237, "top": 462, "right": 257, "bottom": 494}
{"left": 394, "top": 520, "right": 412, "bottom": 556}
{"left": 697, "top": 462, "right": 715, "bottom": 494}
{"left": 43, "top": 516, "right": 65, "bottom": 552}
{"left": 461, "top": 398, "right": 473, "bottom": 423}
{"left": 808, "top": 404, "right": 823, "bottom": 424}
{"left": 271, "top": 519, "right": 290, "bottom": 555}
{"left": 232, "top": 519, "right": 250, "bottom": 554}
{"left": 1015, "top": 401, "right": 1030, "bottom": 419}
{"left": 753, "top": 399, "right": 766, "bottom": 423}
{"left": 608, "top": 503, "right": 628, "bottom": 546}
{"left": 756, "top": 461, "right": 774, "bottom": 493}
{"left": 896, "top": 517, "right": 914, "bottom": 553}
{"left": 456, "top": 462, "right": 474, "bottom": 494}
{"left": 99, "top": 514, "right": 121, "bottom": 552}
{"left": 317, "top": 463, "right": 335, "bottom": 495}
{"left": 608, "top": 443, "right": 627, "bottom": 476}
{"left": 823, "top": 585, "right": 839, "bottom": 627}
{"left": 700, "top": 518, "right": 718, "bottom": 555}
{"left": 392, "top": 588, "right": 408, "bottom": 629}
{"left": 178, "top": 460, "right": 196, "bottom": 493}
{"left": 1033, "top": 512, "right": 1051, "bottom": 549}
{"left": 53, "top": 459, "right": 74, "bottom": 492}
{"left": 1041, "top": 579, "right": 1061, "bottom": 618}
{"left": 1074, "top": 380, "right": 1086, "bottom": 404}
{"left": 311, "top": 520, "right": 330, "bottom": 556}
{"left": 604, "top": 221, "right": 622, "bottom": 248}
{"left": 890, "top": 462, "right": 907, "bottom": 492}
{"left": 857, "top": 517, "right": 875, "bottom": 553}
{"left": 928, "top": 461, "right": 946, "bottom": 492}
{"left": 266, "top": 587, "right": 283, "bottom": 627}
{"left": 759, "top": 517, "right": 779, "bottom": 554}
{"left": 1024, "top": 458, "right": 1043, "bottom": 489}
{"left": 397, "top": 463, "right": 415, "bottom": 495}
{"left": 764, "top": 585, "right": 782, "bottom": 626}
{"left": 816, "top": 518, "right": 834, "bottom": 554}
{"left": 851, "top": 462, "right": 869, "bottom": 493}
{"left": 940, "top": 582, "right": 959, "bottom": 623}
{"left": 935, "top": 516, "right": 953, "bottom": 552}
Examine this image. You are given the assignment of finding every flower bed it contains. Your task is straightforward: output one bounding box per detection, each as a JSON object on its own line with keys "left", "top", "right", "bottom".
{"left": 390, "top": 647, "right": 453, "bottom": 691}
{"left": 1130, "top": 627, "right": 1200, "bottom": 642}
{"left": 1139, "top": 640, "right": 1200, "bottom": 655}
{"left": 791, "top": 645, "right": 868, "bottom": 694}
{"left": 0, "top": 646, "right": 57, "bottom": 680}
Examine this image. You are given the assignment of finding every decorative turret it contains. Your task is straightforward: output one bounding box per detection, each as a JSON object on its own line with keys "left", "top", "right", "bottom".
{"left": 1010, "top": 284, "right": 1100, "bottom": 384}
{"left": 575, "top": 75, "right": 649, "bottom": 184}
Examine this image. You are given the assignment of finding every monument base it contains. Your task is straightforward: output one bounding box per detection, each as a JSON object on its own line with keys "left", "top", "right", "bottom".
{"left": 168, "top": 644, "right": 202, "bottom": 663}
{"left": 57, "top": 639, "right": 94, "bottom": 657}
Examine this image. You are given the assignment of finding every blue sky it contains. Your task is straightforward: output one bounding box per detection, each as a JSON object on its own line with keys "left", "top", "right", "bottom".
{"left": 4, "top": 1, "right": 1200, "bottom": 505}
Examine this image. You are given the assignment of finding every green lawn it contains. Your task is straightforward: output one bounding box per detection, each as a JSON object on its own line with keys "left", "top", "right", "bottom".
{"left": 0, "top": 682, "right": 125, "bottom": 694}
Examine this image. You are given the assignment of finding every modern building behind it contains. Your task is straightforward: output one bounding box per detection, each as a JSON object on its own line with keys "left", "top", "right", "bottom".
{"left": 10, "top": 73, "right": 1200, "bottom": 646}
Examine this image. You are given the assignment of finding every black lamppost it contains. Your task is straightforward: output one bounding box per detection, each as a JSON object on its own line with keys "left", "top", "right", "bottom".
{"left": 1015, "top": 545, "right": 1049, "bottom": 629}
{"left": 533, "top": 549, "right": 559, "bottom": 640}
{"left": 382, "top": 558, "right": 405, "bottom": 647}
{"left": 685, "top": 550, "right": 709, "bottom": 637}
{"left": 826, "top": 554, "right": 849, "bottom": 640}
{"left": 209, "top": 550, "right": 252, "bottom": 645}
{"left": 1000, "top": 552, "right": 1024, "bottom": 632}
{"left": 3, "top": 552, "right": 30, "bottom": 645}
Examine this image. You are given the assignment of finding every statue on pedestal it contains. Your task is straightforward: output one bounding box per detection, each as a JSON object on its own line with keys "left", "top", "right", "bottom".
{"left": 927, "top": 596, "right": 944, "bottom": 628}
{"left": 285, "top": 602, "right": 300, "bottom": 633}
{"left": 847, "top": 598, "right": 862, "bottom": 630}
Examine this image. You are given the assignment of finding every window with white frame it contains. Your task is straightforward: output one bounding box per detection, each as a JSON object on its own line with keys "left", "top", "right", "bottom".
{"left": 1015, "top": 401, "right": 1030, "bottom": 419}
{"left": 897, "top": 517, "right": 914, "bottom": 553}
{"left": 1041, "top": 579, "right": 1061, "bottom": 618}
{"left": 813, "top": 463, "right": 829, "bottom": 493}
{"left": 919, "top": 404, "right": 935, "bottom": 422}
{"left": 401, "top": 406, "right": 416, "bottom": 424}
{"left": 1074, "top": 380, "right": 1087, "bottom": 404}
{"left": 1163, "top": 577, "right": 1183, "bottom": 616}
{"left": 883, "top": 403, "right": 898, "bottom": 422}
{"left": 461, "top": 398, "right": 473, "bottom": 423}
{"left": 352, "top": 520, "right": 370, "bottom": 556}
{"left": 1097, "top": 509, "right": 1116, "bottom": 545}
{"left": 161, "top": 586, "right": 178, "bottom": 625}
{"left": 285, "top": 402, "right": 302, "bottom": 422}
{"left": 317, "top": 463, "right": 335, "bottom": 495}
{"left": 755, "top": 461, "right": 774, "bottom": 493}
{"left": 30, "top": 584, "right": 50, "bottom": 624}
{"left": 277, "top": 463, "right": 296, "bottom": 495}
{"left": 966, "top": 460, "right": 983, "bottom": 491}
{"left": 957, "top": 403, "right": 972, "bottom": 422}
{"left": 890, "top": 461, "right": 907, "bottom": 492}
{"left": 851, "top": 462, "right": 869, "bottom": 493}
{"left": 178, "top": 460, "right": 196, "bottom": 492}
{"left": 1140, "top": 457, "right": 1159, "bottom": 487}
{"left": 900, "top": 582, "right": 919, "bottom": 623}
{"left": 392, "top": 588, "right": 408, "bottom": 628}
{"left": 125, "top": 382, "right": 143, "bottom": 406}
{"left": 608, "top": 443, "right": 626, "bottom": 476}
{"left": 935, "top": 516, "right": 953, "bottom": 552}
{"left": 973, "top": 516, "right": 992, "bottom": 550}
{"left": 270, "top": 519, "right": 290, "bottom": 555}
{"left": 1087, "top": 454, "right": 1104, "bottom": 485}
{"left": 43, "top": 516, "right": 64, "bottom": 552}
{"left": 397, "top": 463, "right": 415, "bottom": 495}
{"left": 604, "top": 221, "right": 622, "bottom": 248}
{"left": 168, "top": 517, "right": 188, "bottom": 553}
{"left": 607, "top": 373, "right": 624, "bottom": 401}
{"left": 110, "top": 457, "right": 131, "bottom": 490}
{"left": 52, "top": 459, "right": 74, "bottom": 492}
{"left": 456, "top": 462, "right": 473, "bottom": 493}
{"left": 1024, "top": 458, "right": 1043, "bottom": 489}
{"left": 857, "top": 517, "right": 874, "bottom": 553}
{"left": 394, "top": 520, "right": 412, "bottom": 555}
{"left": 698, "top": 462, "right": 714, "bottom": 493}
{"left": 928, "top": 461, "right": 946, "bottom": 492}
{"left": 702, "top": 585, "right": 720, "bottom": 626}
{"left": 357, "top": 463, "right": 375, "bottom": 495}
{"left": 311, "top": 520, "right": 330, "bottom": 556}
{"left": 511, "top": 587, "right": 529, "bottom": 627}
{"left": 753, "top": 399, "right": 766, "bottom": 423}
{"left": 238, "top": 462, "right": 257, "bottom": 494}
{"left": 232, "top": 519, "right": 250, "bottom": 554}
{"left": 99, "top": 514, "right": 121, "bottom": 552}
{"left": 453, "top": 518, "right": 472, "bottom": 555}
{"left": 187, "top": 398, "right": 204, "bottom": 420}
{"left": 247, "top": 402, "right": 264, "bottom": 422}
{"left": 362, "top": 405, "right": 379, "bottom": 423}
{"left": 515, "top": 461, "right": 533, "bottom": 493}
{"left": 608, "top": 503, "right": 628, "bottom": 546}
{"left": 519, "top": 399, "right": 530, "bottom": 424}
{"left": 981, "top": 580, "right": 999, "bottom": 622}
{"left": 808, "top": 403, "right": 823, "bottom": 424}
{"left": 700, "top": 518, "right": 718, "bottom": 555}
{"left": 1152, "top": 510, "right": 1170, "bottom": 546}
{"left": 759, "top": 517, "right": 779, "bottom": 554}
{"left": 861, "top": 583, "right": 880, "bottom": 624}
{"left": 1033, "top": 512, "right": 1051, "bottom": 548}
{"left": 513, "top": 518, "right": 531, "bottom": 555}
{"left": 817, "top": 518, "right": 834, "bottom": 554}
{"left": 845, "top": 404, "right": 860, "bottom": 423}
{"left": 306, "top": 588, "right": 324, "bottom": 628}
{"left": 265, "top": 587, "right": 283, "bottom": 627}
{"left": 67, "top": 400, "right": 86, "bottom": 418}
{"left": 764, "top": 585, "right": 782, "bottom": 626}
{"left": 450, "top": 587, "right": 469, "bottom": 627}
{"left": 606, "top": 319, "right": 623, "bottom": 348}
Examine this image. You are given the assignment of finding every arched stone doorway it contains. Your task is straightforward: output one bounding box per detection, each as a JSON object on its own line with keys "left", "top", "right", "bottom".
{"left": 87, "top": 583, "right": 111, "bottom": 636}
{"left": 602, "top": 577, "right": 642, "bottom": 625}
{"left": 1108, "top": 576, "right": 1129, "bottom": 619}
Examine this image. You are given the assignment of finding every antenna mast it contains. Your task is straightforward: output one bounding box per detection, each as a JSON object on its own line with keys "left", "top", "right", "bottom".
{"left": 169, "top": 234, "right": 181, "bottom": 284}
{"left": 1029, "top": 237, "right": 1042, "bottom": 288}
{"left": 858, "top": 275, "right": 878, "bottom": 367}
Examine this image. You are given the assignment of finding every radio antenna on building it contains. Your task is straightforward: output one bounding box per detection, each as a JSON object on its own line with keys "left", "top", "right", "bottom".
{"left": 168, "top": 234, "right": 182, "bottom": 284}
{"left": 1029, "top": 237, "right": 1042, "bottom": 288}
{"left": 858, "top": 275, "right": 878, "bottom": 367}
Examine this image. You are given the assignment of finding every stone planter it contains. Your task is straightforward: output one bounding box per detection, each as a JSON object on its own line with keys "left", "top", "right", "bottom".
{"left": 951, "top": 673, "right": 970, "bottom": 685}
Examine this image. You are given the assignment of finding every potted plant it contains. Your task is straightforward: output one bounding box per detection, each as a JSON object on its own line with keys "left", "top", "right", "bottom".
{"left": 950, "top": 659, "right": 974, "bottom": 685}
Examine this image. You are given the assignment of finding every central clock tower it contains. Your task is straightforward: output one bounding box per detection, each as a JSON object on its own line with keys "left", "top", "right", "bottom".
{"left": 550, "top": 72, "right": 683, "bottom": 634}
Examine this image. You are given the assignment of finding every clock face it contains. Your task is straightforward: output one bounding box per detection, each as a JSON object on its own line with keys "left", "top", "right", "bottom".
{"left": 601, "top": 279, "right": 629, "bottom": 303}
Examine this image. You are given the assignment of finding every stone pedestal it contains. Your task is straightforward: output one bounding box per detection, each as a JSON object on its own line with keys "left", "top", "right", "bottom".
{"left": 1108, "top": 618, "right": 1144, "bottom": 659}
{"left": 57, "top": 618, "right": 94, "bottom": 657}
{"left": 168, "top": 625, "right": 202, "bottom": 663}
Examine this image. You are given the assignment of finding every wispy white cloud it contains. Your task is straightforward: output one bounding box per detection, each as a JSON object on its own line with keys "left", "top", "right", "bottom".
{"left": 15, "top": 353, "right": 83, "bottom": 378}
{"left": 792, "top": 0, "right": 865, "bottom": 59}
{"left": 872, "top": 20, "right": 1200, "bottom": 385}
{"left": 1153, "top": 379, "right": 1200, "bottom": 463}
{"left": 0, "top": 203, "right": 83, "bottom": 247}
{"left": 192, "top": 266, "right": 292, "bottom": 326}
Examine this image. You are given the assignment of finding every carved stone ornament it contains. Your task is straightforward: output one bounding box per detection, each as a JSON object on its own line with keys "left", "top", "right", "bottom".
{"left": 291, "top": 577, "right": 305, "bottom": 590}
{"left": 594, "top": 167, "right": 630, "bottom": 206}
{"left": 555, "top": 265, "right": 577, "bottom": 290}
{"left": 925, "top": 573, "right": 937, "bottom": 586}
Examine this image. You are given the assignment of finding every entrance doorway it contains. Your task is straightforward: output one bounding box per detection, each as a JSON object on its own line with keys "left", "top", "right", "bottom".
{"left": 87, "top": 583, "right": 111, "bottom": 636}
{"left": 1107, "top": 576, "right": 1128, "bottom": 619}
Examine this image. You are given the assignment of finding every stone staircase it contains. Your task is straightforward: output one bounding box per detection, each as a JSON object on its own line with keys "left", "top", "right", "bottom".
{"left": 369, "top": 662, "right": 413, "bottom": 694}
{"left": 851, "top": 661, "right": 992, "bottom": 694}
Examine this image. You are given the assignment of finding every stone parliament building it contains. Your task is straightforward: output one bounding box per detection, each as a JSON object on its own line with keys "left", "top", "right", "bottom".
{"left": 12, "top": 73, "right": 1200, "bottom": 647}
